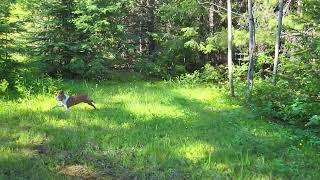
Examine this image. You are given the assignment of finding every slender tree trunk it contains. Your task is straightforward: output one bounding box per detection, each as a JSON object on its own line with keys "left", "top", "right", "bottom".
{"left": 139, "top": 22, "right": 143, "bottom": 54}
{"left": 199, "top": 14, "right": 206, "bottom": 63}
{"left": 247, "top": 0, "right": 255, "bottom": 91}
{"left": 272, "top": 0, "right": 284, "bottom": 85}
{"left": 208, "top": 3, "right": 218, "bottom": 63}
{"left": 139, "top": 0, "right": 145, "bottom": 54}
{"left": 147, "top": 0, "right": 155, "bottom": 56}
{"left": 209, "top": 3, "right": 214, "bottom": 33}
{"left": 297, "top": 0, "right": 302, "bottom": 16}
{"left": 227, "top": 0, "right": 235, "bottom": 96}
{"left": 5, "top": 30, "right": 8, "bottom": 61}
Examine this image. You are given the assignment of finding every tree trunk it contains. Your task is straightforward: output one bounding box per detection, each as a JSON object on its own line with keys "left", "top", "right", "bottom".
{"left": 297, "top": 0, "right": 302, "bottom": 16}
{"left": 247, "top": 0, "right": 255, "bottom": 91}
{"left": 5, "top": 30, "right": 8, "bottom": 61}
{"left": 209, "top": 3, "right": 214, "bottom": 33}
{"left": 139, "top": 0, "right": 145, "bottom": 54}
{"left": 227, "top": 0, "right": 235, "bottom": 96}
{"left": 272, "top": 0, "right": 284, "bottom": 85}
{"left": 147, "top": 0, "right": 155, "bottom": 56}
{"left": 199, "top": 14, "right": 206, "bottom": 64}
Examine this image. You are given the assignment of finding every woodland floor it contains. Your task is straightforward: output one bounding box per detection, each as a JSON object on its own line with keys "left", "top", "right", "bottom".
{"left": 0, "top": 81, "right": 319, "bottom": 179}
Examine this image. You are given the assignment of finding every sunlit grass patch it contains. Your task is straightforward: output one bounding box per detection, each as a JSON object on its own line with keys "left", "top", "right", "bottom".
{"left": 179, "top": 142, "right": 214, "bottom": 164}
{"left": 0, "top": 81, "right": 319, "bottom": 179}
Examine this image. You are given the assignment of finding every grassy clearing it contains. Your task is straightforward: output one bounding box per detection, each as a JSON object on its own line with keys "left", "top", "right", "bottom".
{"left": 0, "top": 80, "right": 319, "bottom": 179}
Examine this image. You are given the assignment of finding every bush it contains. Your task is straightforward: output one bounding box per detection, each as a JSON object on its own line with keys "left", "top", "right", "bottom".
{"left": 177, "top": 63, "right": 226, "bottom": 84}
{"left": 233, "top": 63, "right": 248, "bottom": 81}
{"left": 202, "top": 64, "right": 226, "bottom": 83}
{"left": 12, "top": 74, "right": 62, "bottom": 97}
{"left": 306, "top": 115, "right": 320, "bottom": 127}
{"left": 249, "top": 79, "right": 320, "bottom": 126}
{"left": 177, "top": 70, "right": 202, "bottom": 84}
{"left": 0, "top": 79, "right": 9, "bottom": 94}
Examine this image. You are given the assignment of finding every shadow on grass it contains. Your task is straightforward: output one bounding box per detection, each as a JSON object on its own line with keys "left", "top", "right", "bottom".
{"left": 0, "top": 83, "right": 319, "bottom": 179}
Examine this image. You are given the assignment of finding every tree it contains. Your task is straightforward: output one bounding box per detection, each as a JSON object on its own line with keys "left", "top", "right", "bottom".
{"left": 146, "top": 0, "right": 156, "bottom": 56}
{"left": 0, "top": 0, "right": 21, "bottom": 86}
{"left": 247, "top": 0, "right": 255, "bottom": 91}
{"left": 272, "top": 0, "right": 284, "bottom": 85}
{"left": 33, "top": 0, "right": 78, "bottom": 76}
{"left": 138, "top": 0, "right": 147, "bottom": 55}
{"left": 227, "top": 0, "right": 235, "bottom": 96}
{"left": 72, "top": 0, "right": 126, "bottom": 79}
{"left": 297, "top": 0, "right": 302, "bottom": 16}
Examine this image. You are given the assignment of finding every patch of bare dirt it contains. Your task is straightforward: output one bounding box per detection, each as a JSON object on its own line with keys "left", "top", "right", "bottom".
{"left": 33, "top": 144, "right": 49, "bottom": 155}
{"left": 32, "top": 135, "right": 50, "bottom": 155}
{"left": 59, "top": 164, "right": 101, "bottom": 179}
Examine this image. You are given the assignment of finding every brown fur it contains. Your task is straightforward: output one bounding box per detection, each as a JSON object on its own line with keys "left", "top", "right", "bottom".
{"left": 66, "top": 95, "right": 96, "bottom": 108}
{"left": 58, "top": 91, "right": 96, "bottom": 109}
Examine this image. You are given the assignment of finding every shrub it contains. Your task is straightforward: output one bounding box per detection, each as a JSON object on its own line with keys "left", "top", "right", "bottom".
{"left": 202, "top": 64, "right": 226, "bottom": 83}
{"left": 177, "top": 63, "right": 226, "bottom": 85}
{"left": 233, "top": 63, "right": 248, "bottom": 81}
{"left": 248, "top": 79, "right": 320, "bottom": 126}
{"left": 12, "top": 74, "right": 62, "bottom": 98}
{"left": 306, "top": 115, "right": 320, "bottom": 127}
{"left": 0, "top": 79, "right": 9, "bottom": 94}
{"left": 177, "top": 70, "right": 202, "bottom": 84}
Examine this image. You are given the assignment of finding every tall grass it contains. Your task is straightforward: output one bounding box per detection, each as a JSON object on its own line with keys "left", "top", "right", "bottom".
{"left": 0, "top": 80, "right": 319, "bottom": 179}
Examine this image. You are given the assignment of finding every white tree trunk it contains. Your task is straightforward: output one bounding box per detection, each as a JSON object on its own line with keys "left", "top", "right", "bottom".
{"left": 247, "top": 0, "right": 255, "bottom": 91}
{"left": 139, "top": 0, "right": 145, "bottom": 54}
{"left": 227, "top": 0, "right": 235, "bottom": 96}
{"left": 297, "top": 0, "right": 302, "bottom": 16}
{"left": 272, "top": 0, "right": 284, "bottom": 85}
{"left": 209, "top": 4, "right": 214, "bottom": 33}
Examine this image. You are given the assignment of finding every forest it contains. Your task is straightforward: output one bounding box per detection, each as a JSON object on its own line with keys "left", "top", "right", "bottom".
{"left": 1, "top": 0, "right": 319, "bottom": 179}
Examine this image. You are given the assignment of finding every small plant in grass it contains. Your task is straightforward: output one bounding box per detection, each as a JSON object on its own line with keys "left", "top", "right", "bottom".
{"left": 177, "top": 70, "right": 202, "bottom": 84}
{"left": 14, "top": 77, "right": 30, "bottom": 97}
{"left": 306, "top": 115, "right": 320, "bottom": 127}
{"left": 0, "top": 79, "right": 9, "bottom": 94}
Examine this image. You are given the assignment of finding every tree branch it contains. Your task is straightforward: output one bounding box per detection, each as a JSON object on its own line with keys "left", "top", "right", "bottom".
{"left": 197, "top": 0, "right": 243, "bottom": 17}
{"left": 283, "top": 0, "right": 292, "bottom": 15}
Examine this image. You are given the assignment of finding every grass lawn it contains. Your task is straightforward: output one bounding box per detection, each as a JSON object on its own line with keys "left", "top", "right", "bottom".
{"left": 0, "top": 80, "right": 319, "bottom": 179}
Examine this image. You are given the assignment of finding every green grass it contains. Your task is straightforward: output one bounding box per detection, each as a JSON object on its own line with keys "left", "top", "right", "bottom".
{"left": 0, "top": 80, "right": 319, "bottom": 179}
